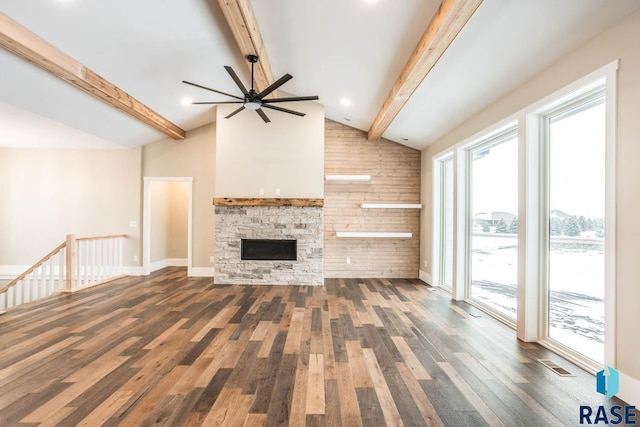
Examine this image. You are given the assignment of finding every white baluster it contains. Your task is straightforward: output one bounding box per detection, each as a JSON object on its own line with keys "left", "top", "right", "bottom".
{"left": 59, "top": 248, "right": 66, "bottom": 291}
{"left": 106, "top": 239, "right": 111, "bottom": 278}
{"left": 15, "top": 280, "right": 22, "bottom": 306}
{"left": 75, "top": 241, "right": 80, "bottom": 287}
{"left": 23, "top": 276, "right": 30, "bottom": 304}
{"left": 105, "top": 239, "right": 111, "bottom": 277}
{"left": 29, "top": 272, "right": 34, "bottom": 302}
{"left": 83, "top": 240, "right": 89, "bottom": 285}
{"left": 81, "top": 240, "right": 86, "bottom": 286}
{"left": 96, "top": 240, "right": 101, "bottom": 281}
{"left": 48, "top": 255, "right": 55, "bottom": 294}
{"left": 118, "top": 237, "right": 124, "bottom": 274}
{"left": 31, "top": 267, "right": 38, "bottom": 301}
{"left": 77, "top": 241, "right": 82, "bottom": 287}
{"left": 80, "top": 240, "right": 86, "bottom": 287}
{"left": 97, "top": 239, "right": 103, "bottom": 281}
{"left": 87, "top": 240, "right": 92, "bottom": 284}
{"left": 35, "top": 265, "right": 41, "bottom": 300}
{"left": 104, "top": 239, "right": 109, "bottom": 279}
{"left": 90, "top": 239, "right": 95, "bottom": 283}
{"left": 43, "top": 261, "right": 50, "bottom": 297}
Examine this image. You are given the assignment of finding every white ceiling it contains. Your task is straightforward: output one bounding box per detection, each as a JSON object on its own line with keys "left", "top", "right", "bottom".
{"left": 1, "top": 0, "right": 639, "bottom": 151}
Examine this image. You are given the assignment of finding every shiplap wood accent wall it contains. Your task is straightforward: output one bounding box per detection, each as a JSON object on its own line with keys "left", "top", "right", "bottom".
{"left": 324, "top": 119, "right": 421, "bottom": 278}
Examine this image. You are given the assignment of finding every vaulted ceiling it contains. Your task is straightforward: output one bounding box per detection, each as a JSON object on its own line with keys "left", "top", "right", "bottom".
{"left": 1, "top": 0, "right": 639, "bottom": 151}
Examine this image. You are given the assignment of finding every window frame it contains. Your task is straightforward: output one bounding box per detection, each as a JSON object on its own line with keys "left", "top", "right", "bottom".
{"left": 463, "top": 127, "right": 519, "bottom": 327}
{"left": 430, "top": 59, "right": 618, "bottom": 373}
{"left": 432, "top": 152, "right": 455, "bottom": 292}
{"left": 537, "top": 85, "right": 608, "bottom": 372}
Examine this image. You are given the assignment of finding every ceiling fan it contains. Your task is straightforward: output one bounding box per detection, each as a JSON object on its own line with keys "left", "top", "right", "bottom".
{"left": 182, "top": 55, "right": 318, "bottom": 123}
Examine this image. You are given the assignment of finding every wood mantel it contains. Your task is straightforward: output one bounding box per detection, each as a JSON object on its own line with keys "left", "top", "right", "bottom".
{"left": 213, "top": 198, "right": 324, "bottom": 207}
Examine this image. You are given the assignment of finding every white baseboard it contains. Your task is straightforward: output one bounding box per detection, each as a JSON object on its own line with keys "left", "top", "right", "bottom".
{"left": 189, "top": 267, "right": 215, "bottom": 278}
{"left": 59, "top": 275, "right": 126, "bottom": 293}
{"left": 619, "top": 371, "right": 640, "bottom": 407}
{"left": 0, "top": 265, "right": 30, "bottom": 280}
{"left": 123, "top": 266, "right": 145, "bottom": 276}
{"left": 419, "top": 270, "right": 432, "bottom": 285}
{"left": 149, "top": 258, "right": 188, "bottom": 273}
{"left": 125, "top": 261, "right": 207, "bottom": 277}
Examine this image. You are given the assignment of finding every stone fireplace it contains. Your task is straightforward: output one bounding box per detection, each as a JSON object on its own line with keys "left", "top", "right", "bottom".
{"left": 214, "top": 198, "right": 323, "bottom": 285}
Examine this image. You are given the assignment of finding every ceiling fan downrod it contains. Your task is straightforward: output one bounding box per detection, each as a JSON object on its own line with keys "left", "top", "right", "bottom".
{"left": 247, "top": 54, "right": 259, "bottom": 94}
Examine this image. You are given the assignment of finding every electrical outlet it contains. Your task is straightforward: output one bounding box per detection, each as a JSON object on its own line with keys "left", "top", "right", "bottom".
{"left": 129, "top": 220, "right": 137, "bottom": 228}
{"left": 424, "top": 260, "right": 428, "bottom": 268}
{"left": 275, "top": 188, "right": 281, "bottom": 196}
{"left": 259, "top": 188, "right": 265, "bottom": 195}
{"left": 209, "top": 256, "right": 214, "bottom": 263}
{"left": 133, "top": 255, "right": 138, "bottom": 262}
{"left": 346, "top": 257, "right": 351, "bottom": 264}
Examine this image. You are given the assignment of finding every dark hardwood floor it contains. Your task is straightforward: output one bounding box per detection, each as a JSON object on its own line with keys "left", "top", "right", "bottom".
{"left": 0, "top": 267, "right": 625, "bottom": 426}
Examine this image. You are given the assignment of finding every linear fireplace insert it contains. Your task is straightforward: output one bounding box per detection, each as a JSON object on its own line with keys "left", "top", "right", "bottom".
{"left": 241, "top": 239, "right": 297, "bottom": 261}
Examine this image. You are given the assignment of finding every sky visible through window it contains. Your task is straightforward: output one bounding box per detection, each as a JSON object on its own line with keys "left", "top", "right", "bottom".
{"left": 472, "top": 139, "right": 518, "bottom": 215}
{"left": 549, "top": 102, "right": 605, "bottom": 220}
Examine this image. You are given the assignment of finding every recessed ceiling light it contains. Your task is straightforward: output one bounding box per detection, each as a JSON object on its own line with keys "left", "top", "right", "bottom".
{"left": 181, "top": 97, "right": 193, "bottom": 106}
{"left": 340, "top": 98, "right": 351, "bottom": 107}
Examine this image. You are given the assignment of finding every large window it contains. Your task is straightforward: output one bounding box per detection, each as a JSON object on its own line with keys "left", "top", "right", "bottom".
{"left": 468, "top": 131, "right": 518, "bottom": 321}
{"left": 544, "top": 93, "right": 606, "bottom": 365}
{"left": 431, "top": 61, "right": 616, "bottom": 372}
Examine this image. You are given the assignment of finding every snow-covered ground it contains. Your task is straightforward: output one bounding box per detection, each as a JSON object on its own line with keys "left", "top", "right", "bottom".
{"left": 470, "top": 233, "right": 604, "bottom": 363}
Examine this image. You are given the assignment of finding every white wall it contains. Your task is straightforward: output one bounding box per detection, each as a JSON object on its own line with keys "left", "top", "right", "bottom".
{"left": 142, "top": 123, "right": 216, "bottom": 268}
{"left": 215, "top": 102, "right": 324, "bottom": 198}
{"left": 0, "top": 147, "right": 142, "bottom": 269}
{"left": 420, "top": 10, "right": 640, "bottom": 402}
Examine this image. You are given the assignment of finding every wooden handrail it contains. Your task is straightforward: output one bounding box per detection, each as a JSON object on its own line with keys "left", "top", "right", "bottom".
{"left": 0, "top": 234, "right": 128, "bottom": 295}
{"left": 76, "top": 234, "right": 128, "bottom": 242}
{"left": 0, "top": 241, "right": 66, "bottom": 293}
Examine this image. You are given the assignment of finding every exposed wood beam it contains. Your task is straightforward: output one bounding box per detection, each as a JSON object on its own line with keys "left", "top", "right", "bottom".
{"left": 217, "top": 0, "right": 275, "bottom": 96}
{"left": 0, "top": 13, "right": 186, "bottom": 140}
{"left": 367, "top": 0, "right": 483, "bottom": 141}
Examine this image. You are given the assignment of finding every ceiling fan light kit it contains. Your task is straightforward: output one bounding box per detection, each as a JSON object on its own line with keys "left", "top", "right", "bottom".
{"left": 183, "top": 55, "right": 318, "bottom": 123}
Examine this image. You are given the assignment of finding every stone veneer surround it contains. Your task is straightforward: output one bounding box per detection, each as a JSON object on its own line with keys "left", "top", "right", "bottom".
{"left": 214, "top": 205, "right": 323, "bottom": 285}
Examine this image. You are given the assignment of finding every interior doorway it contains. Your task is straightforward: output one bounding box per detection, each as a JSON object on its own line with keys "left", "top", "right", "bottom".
{"left": 143, "top": 177, "right": 193, "bottom": 276}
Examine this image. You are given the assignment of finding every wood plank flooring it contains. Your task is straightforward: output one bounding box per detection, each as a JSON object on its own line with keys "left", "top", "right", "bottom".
{"left": 0, "top": 267, "right": 627, "bottom": 426}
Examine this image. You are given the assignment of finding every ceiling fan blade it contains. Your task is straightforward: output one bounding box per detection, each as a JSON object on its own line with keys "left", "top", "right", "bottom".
{"left": 224, "top": 66, "right": 249, "bottom": 96}
{"left": 225, "top": 106, "right": 246, "bottom": 119}
{"left": 182, "top": 80, "right": 243, "bottom": 100}
{"left": 263, "top": 95, "right": 319, "bottom": 103}
{"left": 257, "top": 74, "right": 293, "bottom": 99}
{"left": 256, "top": 108, "right": 271, "bottom": 123}
{"left": 192, "top": 101, "right": 244, "bottom": 105}
{"left": 262, "top": 104, "right": 305, "bottom": 117}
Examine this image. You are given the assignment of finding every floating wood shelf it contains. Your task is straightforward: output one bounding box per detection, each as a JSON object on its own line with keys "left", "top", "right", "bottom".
{"left": 325, "top": 175, "right": 371, "bottom": 182}
{"left": 361, "top": 203, "right": 422, "bottom": 209}
{"left": 336, "top": 232, "right": 413, "bottom": 238}
{"left": 213, "top": 198, "right": 324, "bottom": 207}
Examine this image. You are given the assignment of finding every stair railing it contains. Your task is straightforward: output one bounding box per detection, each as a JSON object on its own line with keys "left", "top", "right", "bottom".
{"left": 0, "top": 234, "right": 127, "bottom": 313}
